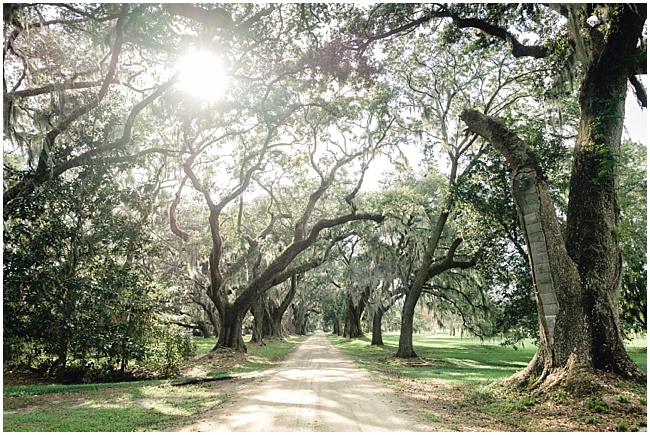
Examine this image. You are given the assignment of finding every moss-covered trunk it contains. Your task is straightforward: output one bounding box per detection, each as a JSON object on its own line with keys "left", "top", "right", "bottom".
{"left": 343, "top": 291, "right": 366, "bottom": 339}
{"left": 562, "top": 5, "right": 645, "bottom": 380}
{"left": 460, "top": 3, "right": 647, "bottom": 383}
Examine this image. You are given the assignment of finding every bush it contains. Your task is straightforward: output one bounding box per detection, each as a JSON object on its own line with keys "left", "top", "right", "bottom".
{"left": 141, "top": 325, "right": 196, "bottom": 377}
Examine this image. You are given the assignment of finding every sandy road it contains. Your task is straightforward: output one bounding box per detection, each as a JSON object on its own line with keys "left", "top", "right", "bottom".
{"left": 180, "top": 332, "right": 432, "bottom": 432}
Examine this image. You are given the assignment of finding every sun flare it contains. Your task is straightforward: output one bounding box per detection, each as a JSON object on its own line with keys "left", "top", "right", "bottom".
{"left": 176, "top": 50, "right": 228, "bottom": 101}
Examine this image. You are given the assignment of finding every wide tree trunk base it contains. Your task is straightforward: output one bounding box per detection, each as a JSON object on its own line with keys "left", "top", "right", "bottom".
{"left": 504, "top": 353, "right": 646, "bottom": 398}
{"left": 395, "top": 348, "right": 418, "bottom": 359}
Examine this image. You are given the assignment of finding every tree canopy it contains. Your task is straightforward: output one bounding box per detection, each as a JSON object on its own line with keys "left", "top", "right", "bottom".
{"left": 3, "top": 3, "right": 646, "bottom": 385}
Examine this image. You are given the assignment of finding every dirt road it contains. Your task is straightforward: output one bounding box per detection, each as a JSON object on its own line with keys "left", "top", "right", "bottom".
{"left": 179, "top": 332, "right": 433, "bottom": 432}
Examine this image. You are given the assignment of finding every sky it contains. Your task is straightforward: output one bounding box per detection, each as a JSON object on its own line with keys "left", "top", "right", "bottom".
{"left": 623, "top": 75, "right": 648, "bottom": 146}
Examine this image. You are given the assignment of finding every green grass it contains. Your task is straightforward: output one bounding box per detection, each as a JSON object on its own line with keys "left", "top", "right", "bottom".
{"left": 4, "top": 379, "right": 167, "bottom": 398}
{"left": 625, "top": 340, "right": 647, "bottom": 372}
{"left": 329, "top": 332, "right": 647, "bottom": 431}
{"left": 329, "top": 332, "right": 647, "bottom": 382}
{"left": 4, "top": 383, "right": 227, "bottom": 431}
{"left": 4, "top": 334, "right": 308, "bottom": 432}
{"left": 193, "top": 336, "right": 218, "bottom": 354}
{"left": 328, "top": 332, "right": 536, "bottom": 385}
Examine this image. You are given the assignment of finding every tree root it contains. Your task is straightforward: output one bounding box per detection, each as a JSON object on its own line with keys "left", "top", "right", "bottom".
{"left": 501, "top": 353, "right": 643, "bottom": 399}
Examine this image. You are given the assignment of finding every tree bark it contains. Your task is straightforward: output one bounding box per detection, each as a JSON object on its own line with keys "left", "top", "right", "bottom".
{"left": 331, "top": 312, "right": 342, "bottom": 336}
{"left": 250, "top": 295, "right": 268, "bottom": 345}
{"left": 269, "top": 274, "right": 299, "bottom": 338}
{"left": 291, "top": 298, "right": 309, "bottom": 335}
{"left": 343, "top": 289, "right": 368, "bottom": 338}
{"left": 562, "top": 5, "right": 646, "bottom": 381}
{"left": 196, "top": 321, "right": 211, "bottom": 338}
{"left": 371, "top": 304, "right": 388, "bottom": 346}
{"left": 214, "top": 303, "right": 246, "bottom": 352}
{"left": 371, "top": 283, "right": 398, "bottom": 346}
{"left": 460, "top": 9, "right": 646, "bottom": 380}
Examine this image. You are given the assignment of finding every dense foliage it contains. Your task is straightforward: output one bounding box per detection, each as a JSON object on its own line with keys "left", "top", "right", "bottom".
{"left": 3, "top": 164, "right": 194, "bottom": 380}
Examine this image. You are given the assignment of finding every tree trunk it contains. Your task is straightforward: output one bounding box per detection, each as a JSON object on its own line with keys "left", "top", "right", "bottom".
{"left": 196, "top": 321, "right": 211, "bottom": 338}
{"left": 562, "top": 5, "right": 645, "bottom": 381}
{"left": 371, "top": 305, "right": 387, "bottom": 346}
{"left": 460, "top": 109, "right": 645, "bottom": 383}
{"left": 460, "top": 4, "right": 647, "bottom": 386}
{"left": 396, "top": 295, "right": 417, "bottom": 357}
{"left": 331, "top": 313, "right": 342, "bottom": 336}
{"left": 214, "top": 303, "right": 246, "bottom": 352}
{"left": 343, "top": 288, "right": 369, "bottom": 338}
{"left": 53, "top": 337, "right": 69, "bottom": 380}
{"left": 268, "top": 311, "right": 283, "bottom": 337}
{"left": 195, "top": 297, "right": 220, "bottom": 338}
{"left": 250, "top": 295, "right": 267, "bottom": 345}
{"left": 206, "top": 308, "right": 220, "bottom": 338}
{"left": 292, "top": 300, "right": 309, "bottom": 335}
{"left": 269, "top": 274, "right": 299, "bottom": 338}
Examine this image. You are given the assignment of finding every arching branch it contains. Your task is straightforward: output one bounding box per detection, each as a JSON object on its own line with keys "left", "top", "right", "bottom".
{"left": 346, "top": 4, "right": 549, "bottom": 59}
{"left": 448, "top": 13, "right": 548, "bottom": 59}
{"left": 169, "top": 177, "right": 190, "bottom": 242}
{"left": 3, "top": 71, "right": 179, "bottom": 208}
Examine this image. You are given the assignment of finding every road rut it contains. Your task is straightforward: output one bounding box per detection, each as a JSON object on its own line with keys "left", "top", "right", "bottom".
{"left": 179, "top": 332, "right": 432, "bottom": 432}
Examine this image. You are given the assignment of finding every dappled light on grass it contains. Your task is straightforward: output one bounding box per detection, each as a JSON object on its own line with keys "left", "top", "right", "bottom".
{"left": 4, "top": 402, "right": 176, "bottom": 432}
{"left": 3, "top": 383, "right": 228, "bottom": 432}
{"left": 328, "top": 332, "right": 647, "bottom": 431}
{"left": 328, "top": 332, "right": 536, "bottom": 384}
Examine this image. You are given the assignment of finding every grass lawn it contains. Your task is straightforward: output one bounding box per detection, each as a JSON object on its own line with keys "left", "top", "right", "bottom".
{"left": 3, "top": 334, "right": 309, "bottom": 432}
{"left": 329, "top": 333, "right": 537, "bottom": 384}
{"left": 328, "top": 332, "right": 647, "bottom": 431}
{"left": 329, "top": 332, "right": 647, "bottom": 382}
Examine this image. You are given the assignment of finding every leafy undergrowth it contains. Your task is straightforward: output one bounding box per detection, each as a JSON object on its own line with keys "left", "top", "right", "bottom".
{"left": 329, "top": 332, "right": 647, "bottom": 432}
{"left": 3, "top": 334, "right": 308, "bottom": 432}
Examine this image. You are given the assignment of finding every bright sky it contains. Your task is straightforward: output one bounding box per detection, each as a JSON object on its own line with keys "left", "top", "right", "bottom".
{"left": 624, "top": 75, "right": 648, "bottom": 146}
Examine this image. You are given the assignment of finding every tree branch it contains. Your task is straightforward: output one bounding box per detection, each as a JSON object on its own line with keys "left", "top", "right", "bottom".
{"left": 629, "top": 75, "right": 647, "bottom": 108}
{"left": 169, "top": 176, "right": 190, "bottom": 242}
{"left": 460, "top": 109, "right": 542, "bottom": 175}
{"left": 3, "top": 71, "right": 178, "bottom": 207}
{"left": 5, "top": 80, "right": 111, "bottom": 101}
{"left": 427, "top": 238, "right": 476, "bottom": 279}
{"left": 346, "top": 4, "right": 548, "bottom": 60}
{"left": 449, "top": 14, "right": 548, "bottom": 59}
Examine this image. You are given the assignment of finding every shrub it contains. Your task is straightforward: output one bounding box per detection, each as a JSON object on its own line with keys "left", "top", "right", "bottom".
{"left": 141, "top": 324, "right": 196, "bottom": 377}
